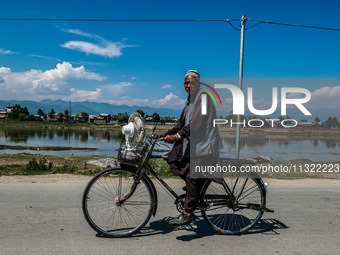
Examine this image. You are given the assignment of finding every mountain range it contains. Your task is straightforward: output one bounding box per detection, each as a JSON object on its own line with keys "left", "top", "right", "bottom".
{"left": 0, "top": 99, "right": 337, "bottom": 121}
{"left": 0, "top": 99, "right": 181, "bottom": 117}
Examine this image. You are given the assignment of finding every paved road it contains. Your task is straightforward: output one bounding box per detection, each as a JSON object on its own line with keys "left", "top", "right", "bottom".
{"left": 0, "top": 180, "right": 339, "bottom": 255}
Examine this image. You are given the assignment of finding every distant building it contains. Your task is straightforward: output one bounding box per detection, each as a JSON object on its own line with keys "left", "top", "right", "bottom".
{"left": 297, "top": 121, "right": 318, "bottom": 126}
{"left": 161, "top": 116, "right": 171, "bottom": 121}
{"left": 6, "top": 106, "right": 13, "bottom": 113}
{"left": 0, "top": 109, "right": 7, "bottom": 120}
{"left": 56, "top": 112, "right": 65, "bottom": 120}
{"left": 89, "top": 113, "right": 111, "bottom": 124}
{"left": 0, "top": 106, "right": 13, "bottom": 120}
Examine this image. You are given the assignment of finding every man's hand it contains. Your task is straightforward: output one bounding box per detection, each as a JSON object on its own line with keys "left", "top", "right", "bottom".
{"left": 164, "top": 135, "right": 177, "bottom": 144}
{"left": 155, "top": 133, "right": 165, "bottom": 139}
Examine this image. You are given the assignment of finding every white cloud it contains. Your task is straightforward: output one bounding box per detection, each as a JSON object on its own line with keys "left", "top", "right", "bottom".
{"left": 69, "top": 88, "right": 102, "bottom": 102}
{"left": 162, "top": 84, "right": 172, "bottom": 89}
{"left": 28, "top": 54, "right": 107, "bottom": 67}
{"left": 108, "top": 96, "right": 151, "bottom": 107}
{"left": 0, "top": 62, "right": 106, "bottom": 100}
{"left": 306, "top": 85, "right": 340, "bottom": 109}
{"left": 0, "top": 76, "right": 5, "bottom": 87}
{"left": 153, "top": 93, "right": 186, "bottom": 109}
{"left": 31, "top": 62, "right": 105, "bottom": 92}
{"left": 0, "top": 48, "right": 18, "bottom": 55}
{"left": 0, "top": 67, "right": 11, "bottom": 74}
{"left": 100, "top": 82, "right": 133, "bottom": 98}
{"left": 61, "top": 29, "right": 135, "bottom": 58}
{"left": 107, "top": 93, "right": 186, "bottom": 110}
{"left": 28, "top": 54, "right": 63, "bottom": 62}
{"left": 64, "top": 29, "right": 96, "bottom": 39}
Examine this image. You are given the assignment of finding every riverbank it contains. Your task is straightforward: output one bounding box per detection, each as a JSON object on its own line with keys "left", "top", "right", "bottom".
{"left": 152, "top": 125, "right": 340, "bottom": 137}
{"left": 0, "top": 120, "right": 122, "bottom": 130}
{"left": 0, "top": 145, "right": 97, "bottom": 151}
{"left": 2, "top": 121, "right": 340, "bottom": 137}
{"left": 0, "top": 153, "right": 339, "bottom": 179}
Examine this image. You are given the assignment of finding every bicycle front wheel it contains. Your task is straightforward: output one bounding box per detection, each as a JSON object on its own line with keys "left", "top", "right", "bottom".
{"left": 201, "top": 172, "right": 266, "bottom": 235}
{"left": 82, "top": 167, "right": 155, "bottom": 237}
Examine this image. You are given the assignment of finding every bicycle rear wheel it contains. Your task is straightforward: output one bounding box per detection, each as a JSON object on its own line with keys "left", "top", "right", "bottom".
{"left": 201, "top": 172, "right": 266, "bottom": 235}
{"left": 82, "top": 167, "right": 155, "bottom": 237}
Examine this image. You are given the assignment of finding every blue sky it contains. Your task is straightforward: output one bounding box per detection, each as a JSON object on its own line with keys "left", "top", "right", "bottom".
{"left": 0, "top": 0, "right": 339, "bottom": 119}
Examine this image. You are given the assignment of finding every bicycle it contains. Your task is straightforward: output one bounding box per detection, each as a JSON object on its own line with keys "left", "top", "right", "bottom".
{"left": 82, "top": 132, "right": 274, "bottom": 238}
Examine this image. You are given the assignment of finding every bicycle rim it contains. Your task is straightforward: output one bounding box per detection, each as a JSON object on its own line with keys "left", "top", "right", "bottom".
{"left": 201, "top": 173, "right": 265, "bottom": 235}
{"left": 82, "top": 168, "right": 154, "bottom": 237}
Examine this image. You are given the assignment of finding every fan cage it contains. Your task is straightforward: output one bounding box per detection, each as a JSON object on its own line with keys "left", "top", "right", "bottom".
{"left": 118, "top": 141, "right": 148, "bottom": 165}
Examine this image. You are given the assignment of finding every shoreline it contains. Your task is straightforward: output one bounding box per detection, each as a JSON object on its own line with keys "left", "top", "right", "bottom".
{"left": 0, "top": 145, "right": 97, "bottom": 151}
{"left": 1, "top": 121, "right": 340, "bottom": 136}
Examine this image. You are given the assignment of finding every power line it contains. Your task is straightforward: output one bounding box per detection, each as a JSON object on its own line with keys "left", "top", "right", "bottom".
{"left": 1, "top": 16, "right": 340, "bottom": 32}
{"left": 0, "top": 17, "right": 237, "bottom": 22}
{"left": 247, "top": 18, "right": 340, "bottom": 32}
{"left": 245, "top": 22, "right": 261, "bottom": 30}
{"left": 226, "top": 20, "right": 241, "bottom": 31}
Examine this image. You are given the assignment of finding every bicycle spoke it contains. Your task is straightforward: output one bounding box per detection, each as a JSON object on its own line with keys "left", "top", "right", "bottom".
{"left": 201, "top": 174, "right": 265, "bottom": 235}
{"left": 82, "top": 168, "right": 154, "bottom": 237}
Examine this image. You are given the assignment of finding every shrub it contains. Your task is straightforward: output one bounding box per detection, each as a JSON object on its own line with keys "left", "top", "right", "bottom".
{"left": 25, "top": 158, "right": 48, "bottom": 174}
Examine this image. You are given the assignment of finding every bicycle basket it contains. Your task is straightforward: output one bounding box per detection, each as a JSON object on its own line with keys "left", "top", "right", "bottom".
{"left": 118, "top": 141, "right": 148, "bottom": 165}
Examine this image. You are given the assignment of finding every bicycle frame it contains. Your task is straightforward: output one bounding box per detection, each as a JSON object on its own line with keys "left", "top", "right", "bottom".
{"left": 119, "top": 134, "right": 273, "bottom": 214}
{"left": 138, "top": 137, "right": 182, "bottom": 201}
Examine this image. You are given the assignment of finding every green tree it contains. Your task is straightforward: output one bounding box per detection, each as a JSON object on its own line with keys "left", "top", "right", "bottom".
{"left": 23, "top": 106, "right": 29, "bottom": 116}
{"left": 28, "top": 114, "right": 36, "bottom": 121}
{"left": 136, "top": 110, "right": 145, "bottom": 118}
{"left": 81, "top": 111, "right": 89, "bottom": 122}
{"left": 37, "top": 109, "right": 46, "bottom": 119}
{"left": 64, "top": 110, "right": 70, "bottom": 120}
{"left": 8, "top": 104, "right": 30, "bottom": 120}
{"left": 37, "top": 109, "right": 44, "bottom": 116}
{"left": 117, "top": 112, "right": 129, "bottom": 123}
{"left": 18, "top": 113, "right": 26, "bottom": 121}
{"left": 49, "top": 108, "right": 55, "bottom": 118}
{"left": 333, "top": 117, "right": 339, "bottom": 128}
{"left": 314, "top": 117, "right": 320, "bottom": 122}
{"left": 325, "top": 117, "right": 333, "bottom": 128}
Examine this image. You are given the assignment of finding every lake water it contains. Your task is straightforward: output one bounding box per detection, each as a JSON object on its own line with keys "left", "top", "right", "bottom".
{"left": 0, "top": 127, "right": 339, "bottom": 161}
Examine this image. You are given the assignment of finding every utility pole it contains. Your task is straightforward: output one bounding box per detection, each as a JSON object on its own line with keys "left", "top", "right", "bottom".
{"left": 69, "top": 100, "right": 72, "bottom": 118}
{"left": 236, "top": 15, "right": 246, "bottom": 159}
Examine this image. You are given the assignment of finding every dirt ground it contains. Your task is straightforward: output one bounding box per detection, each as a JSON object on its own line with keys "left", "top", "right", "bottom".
{"left": 1, "top": 174, "right": 340, "bottom": 184}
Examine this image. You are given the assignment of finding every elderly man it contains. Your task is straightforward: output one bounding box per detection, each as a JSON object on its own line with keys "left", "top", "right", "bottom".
{"left": 156, "top": 70, "right": 222, "bottom": 225}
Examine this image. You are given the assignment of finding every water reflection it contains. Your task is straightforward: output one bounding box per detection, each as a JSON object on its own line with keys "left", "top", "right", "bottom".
{"left": 0, "top": 127, "right": 123, "bottom": 144}
{"left": 0, "top": 127, "right": 340, "bottom": 161}
{"left": 219, "top": 135, "right": 340, "bottom": 161}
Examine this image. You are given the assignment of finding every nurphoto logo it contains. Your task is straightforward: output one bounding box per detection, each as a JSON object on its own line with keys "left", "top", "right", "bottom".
{"left": 200, "top": 83, "right": 312, "bottom": 128}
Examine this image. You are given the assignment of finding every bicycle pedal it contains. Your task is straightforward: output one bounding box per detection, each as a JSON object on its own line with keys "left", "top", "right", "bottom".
{"left": 261, "top": 207, "right": 275, "bottom": 213}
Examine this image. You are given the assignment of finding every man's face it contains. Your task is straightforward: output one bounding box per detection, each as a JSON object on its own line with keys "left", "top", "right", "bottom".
{"left": 184, "top": 75, "right": 199, "bottom": 95}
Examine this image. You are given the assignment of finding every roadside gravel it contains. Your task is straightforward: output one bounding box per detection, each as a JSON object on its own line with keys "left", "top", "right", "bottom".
{"left": 0, "top": 174, "right": 339, "bottom": 184}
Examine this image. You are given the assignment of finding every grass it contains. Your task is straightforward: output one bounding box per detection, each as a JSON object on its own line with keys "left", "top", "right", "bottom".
{"left": 0, "top": 153, "right": 339, "bottom": 179}
{"left": 0, "top": 154, "right": 106, "bottom": 176}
